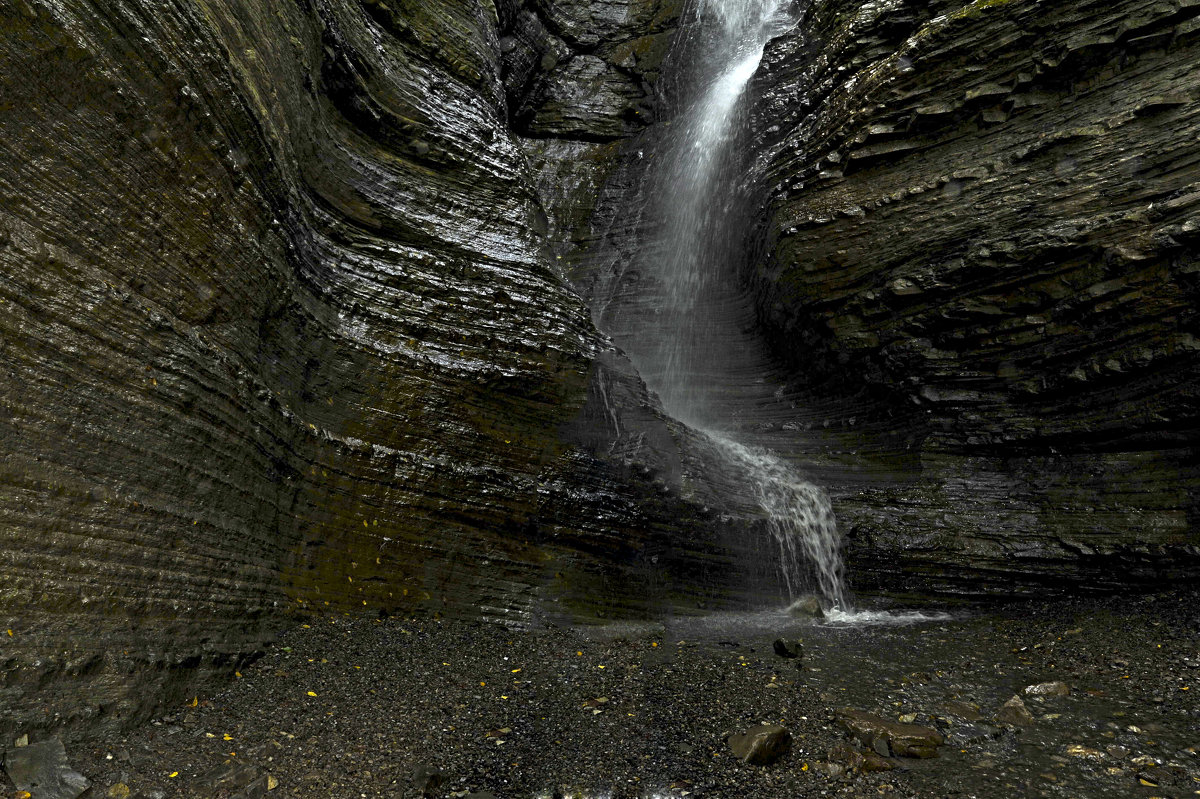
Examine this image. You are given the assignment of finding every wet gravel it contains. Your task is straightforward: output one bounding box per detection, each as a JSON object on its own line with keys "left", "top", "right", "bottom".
{"left": 56, "top": 588, "right": 1200, "bottom": 798}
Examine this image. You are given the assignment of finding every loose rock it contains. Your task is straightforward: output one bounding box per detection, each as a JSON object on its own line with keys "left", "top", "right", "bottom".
{"left": 788, "top": 596, "right": 825, "bottom": 618}
{"left": 772, "top": 637, "right": 802, "bottom": 659}
{"left": 2, "top": 738, "right": 90, "bottom": 799}
{"left": 1024, "top": 681, "right": 1070, "bottom": 697}
{"left": 995, "top": 695, "right": 1036, "bottom": 726}
{"left": 836, "top": 709, "right": 943, "bottom": 758}
{"left": 728, "top": 724, "right": 792, "bottom": 765}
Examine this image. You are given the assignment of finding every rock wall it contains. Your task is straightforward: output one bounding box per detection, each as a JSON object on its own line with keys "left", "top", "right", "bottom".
{"left": 0, "top": 0, "right": 771, "bottom": 744}
{"left": 748, "top": 0, "right": 1200, "bottom": 593}
{"left": 4, "top": 0, "right": 1199, "bottom": 747}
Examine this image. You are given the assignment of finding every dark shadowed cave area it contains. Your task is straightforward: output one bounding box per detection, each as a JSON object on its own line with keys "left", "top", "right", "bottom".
{"left": 1, "top": 0, "right": 1198, "bottom": 797}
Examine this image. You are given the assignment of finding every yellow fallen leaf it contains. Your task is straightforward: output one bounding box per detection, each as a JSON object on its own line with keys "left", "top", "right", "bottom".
{"left": 1139, "top": 778, "right": 1158, "bottom": 786}
{"left": 801, "top": 763, "right": 809, "bottom": 771}
{"left": 235, "top": 672, "right": 242, "bottom": 678}
{"left": 6, "top": 629, "right": 11, "bottom": 637}
{"left": 598, "top": 665, "right": 605, "bottom": 669}
{"left": 168, "top": 772, "right": 178, "bottom": 779}
{"left": 501, "top": 695, "right": 508, "bottom": 699}
{"left": 511, "top": 668, "right": 521, "bottom": 673}
{"left": 480, "top": 682, "right": 486, "bottom": 686}
{"left": 577, "top": 651, "right": 583, "bottom": 656}
{"left": 189, "top": 697, "right": 198, "bottom": 707}
{"left": 223, "top": 734, "right": 233, "bottom": 741}
{"left": 651, "top": 642, "right": 657, "bottom": 648}
{"left": 306, "top": 691, "right": 318, "bottom": 697}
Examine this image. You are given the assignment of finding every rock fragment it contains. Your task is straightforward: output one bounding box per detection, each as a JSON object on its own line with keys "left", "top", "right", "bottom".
{"left": 995, "top": 695, "right": 1036, "bottom": 726}
{"left": 787, "top": 595, "right": 825, "bottom": 618}
{"left": 727, "top": 724, "right": 792, "bottom": 764}
{"left": 772, "top": 637, "right": 802, "bottom": 659}
{"left": 836, "top": 708, "right": 943, "bottom": 758}
{"left": 2, "top": 738, "right": 90, "bottom": 799}
{"left": 1024, "top": 681, "right": 1070, "bottom": 697}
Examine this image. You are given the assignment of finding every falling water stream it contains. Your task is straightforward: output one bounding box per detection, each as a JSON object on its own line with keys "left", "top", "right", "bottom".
{"left": 635, "top": 0, "right": 850, "bottom": 610}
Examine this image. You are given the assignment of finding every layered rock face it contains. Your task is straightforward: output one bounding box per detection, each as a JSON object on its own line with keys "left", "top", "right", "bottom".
{"left": 3, "top": 0, "right": 1199, "bottom": 745}
{"left": 747, "top": 0, "right": 1200, "bottom": 592}
{"left": 0, "top": 0, "right": 773, "bottom": 743}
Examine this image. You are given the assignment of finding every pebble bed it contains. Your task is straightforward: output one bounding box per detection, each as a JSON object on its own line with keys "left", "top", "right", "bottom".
{"left": 41, "top": 589, "right": 1200, "bottom": 798}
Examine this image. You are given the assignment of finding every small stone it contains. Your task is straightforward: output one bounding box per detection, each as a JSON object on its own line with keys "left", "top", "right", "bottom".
{"left": 772, "top": 638, "right": 802, "bottom": 659}
{"left": 862, "top": 751, "right": 895, "bottom": 772}
{"left": 15, "top": 734, "right": 29, "bottom": 748}
{"left": 414, "top": 765, "right": 444, "bottom": 798}
{"left": 787, "top": 595, "right": 825, "bottom": 618}
{"left": 106, "top": 784, "right": 131, "bottom": 799}
{"left": 939, "top": 700, "right": 983, "bottom": 722}
{"left": 995, "top": 695, "right": 1035, "bottom": 726}
{"left": 3, "top": 738, "right": 90, "bottom": 799}
{"left": 1065, "top": 744, "right": 1105, "bottom": 761}
{"left": 728, "top": 724, "right": 792, "bottom": 765}
{"left": 196, "top": 761, "right": 269, "bottom": 798}
{"left": 1024, "top": 681, "right": 1070, "bottom": 697}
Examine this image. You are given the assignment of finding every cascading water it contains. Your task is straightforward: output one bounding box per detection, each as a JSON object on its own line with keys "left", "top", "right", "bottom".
{"left": 629, "top": 0, "right": 850, "bottom": 609}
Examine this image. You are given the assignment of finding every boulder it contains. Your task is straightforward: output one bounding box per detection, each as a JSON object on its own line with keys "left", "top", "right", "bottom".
{"left": 788, "top": 595, "right": 825, "bottom": 619}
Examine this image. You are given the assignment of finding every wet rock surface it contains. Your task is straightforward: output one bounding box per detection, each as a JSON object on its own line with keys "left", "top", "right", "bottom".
{"left": 18, "top": 588, "right": 1188, "bottom": 799}
{"left": 747, "top": 0, "right": 1200, "bottom": 592}
{"left": 835, "top": 709, "right": 943, "bottom": 758}
{"left": 727, "top": 723, "right": 791, "bottom": 765}
{"left": 0, "top": 0, "right": 769, "bottom": 745}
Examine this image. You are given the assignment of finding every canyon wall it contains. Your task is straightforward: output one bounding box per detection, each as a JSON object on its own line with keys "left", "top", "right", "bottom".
{"left": 1, "top": 0, "right": 1198, "bottom": 744}
{"left": 747, "top": 0, "right": 1200, "bottom": 593}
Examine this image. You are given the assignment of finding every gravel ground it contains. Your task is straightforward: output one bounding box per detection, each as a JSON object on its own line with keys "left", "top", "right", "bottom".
{"left": 29, "top": 588, "right": 1200, "bottom": 798}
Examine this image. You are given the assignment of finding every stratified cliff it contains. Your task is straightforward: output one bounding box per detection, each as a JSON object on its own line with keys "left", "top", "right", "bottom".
{"left": 0, "top": 0, "right": 769, "bottom": 743}
{"left": 747, "top": 0, "right": 1200, "bottom": 592}
{"left": 2, "top": 0, "right": 1198, "bottom": 746}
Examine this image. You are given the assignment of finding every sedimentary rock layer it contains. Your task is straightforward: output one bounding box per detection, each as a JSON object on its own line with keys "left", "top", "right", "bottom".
{"left": 748, "top": 0, "right": 1200, "bottom": 592}
{"left": 0, "top": 0, "right": 748, "bottom": 744}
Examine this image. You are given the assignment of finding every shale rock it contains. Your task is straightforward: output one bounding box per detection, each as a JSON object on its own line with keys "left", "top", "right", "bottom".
{"left": 727, "top": 724, "right": 792, "bottom": 765}
{"left": 2, "top": 738, "right": 90, "bottom": 799}
{"left": 749, "top": 0, "right": 1200, "bottom": 596}
{"left": 836, "top": 709, "right": 944, "bottom": 758}
{"left": 996, "top": 696, "right": 1036, "bottom": 726}
{"left": 788, "top": 595, "right": 826, "bottom": 619}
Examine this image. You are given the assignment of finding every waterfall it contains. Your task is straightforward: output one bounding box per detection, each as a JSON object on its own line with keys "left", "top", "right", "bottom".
{"left": 630, "top": 0, "right": 850, "bottom": 609}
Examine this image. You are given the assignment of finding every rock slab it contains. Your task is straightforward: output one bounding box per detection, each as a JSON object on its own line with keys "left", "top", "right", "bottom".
{"left": 728, "top": 724, "right": 792, "bottom": 765}
{"left": 836, "top": 709, "right": 943, "bottom": 758}
{"left": 2, "top": 738, "right": 90, "bottom": 799}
